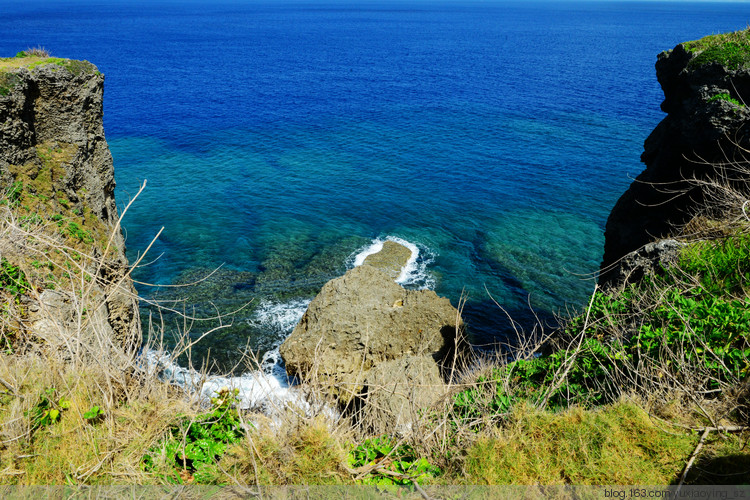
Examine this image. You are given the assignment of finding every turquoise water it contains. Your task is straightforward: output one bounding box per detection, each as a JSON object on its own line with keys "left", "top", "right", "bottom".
{"left": 3, "top": 0, "right": 750, "bottom": 370}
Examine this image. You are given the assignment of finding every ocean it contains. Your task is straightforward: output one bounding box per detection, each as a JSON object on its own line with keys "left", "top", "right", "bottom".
{"left": 2, "top": 0, "right": 750, "bottom": 380}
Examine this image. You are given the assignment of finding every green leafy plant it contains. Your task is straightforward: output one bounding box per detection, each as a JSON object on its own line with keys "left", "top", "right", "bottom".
{"left": 0, "top": 258, "right": 30, "bottom": 298}
{"left": 143, "top": 388, "right": 244, "bottom": 483}
{"left": 27, "top": 388, "right": 70, "bottom": 432}
{"left": 708, "top": 93, "right": 743, "bottom": 107}
{"left": 347, "top": 436, "right": 440, "bottom": 485}
{"left": 83, "top": 405, "right": 104, "bottom": 424}
{"left": 65, "top": 222, "right": 94, "bottom": 244}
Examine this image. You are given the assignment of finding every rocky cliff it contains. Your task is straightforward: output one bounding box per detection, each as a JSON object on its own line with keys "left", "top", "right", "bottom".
{"left": 601, "top": 31, "right": 750, "bottom": 286}
{"left": 0, "top": 54, "right": 138, "bottom": 356}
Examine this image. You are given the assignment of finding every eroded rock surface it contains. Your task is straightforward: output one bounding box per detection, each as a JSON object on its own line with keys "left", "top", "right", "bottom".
{"left": 362, "top": 240, "right": 412, "bottom": 279}
{"left": 279, "top": 264, "right": 463, "bottom": 404}
{"left": 361, "top": 355, "right": 447, "bottom": 435}
{"left": 0, "top": 57, "right": 139, "bottom": 355}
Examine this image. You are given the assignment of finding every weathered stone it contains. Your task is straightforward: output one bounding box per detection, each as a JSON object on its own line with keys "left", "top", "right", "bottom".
{"left": 0, "top": 58, "right": 139, "bottom": 356}
{"left": 361, "top": 355, "right": 447, "bottom": 435}
{"left": 603, "top": 239, "right": 685, "bottom": 289}
{"left": 279, "top": 265, "right": 463, "bottom": 404}
{"left": 362, "top": 240, "right": 412, "bottom": 279}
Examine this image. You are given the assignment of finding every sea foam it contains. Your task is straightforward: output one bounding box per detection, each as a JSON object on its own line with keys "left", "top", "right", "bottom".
{"left": 145, "top": 297, "right": 311, "bottom": 411}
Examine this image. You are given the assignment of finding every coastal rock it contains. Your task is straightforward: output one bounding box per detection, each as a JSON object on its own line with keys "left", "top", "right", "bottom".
{"left": 601, "top": 40, "right": 750, "bottom": 287}
{"left": 0, "top": 56, "right": 139, "bottom": 355}
{"left": 361, "top": 355, "right": 447, "bottom": 435}
{"left": 279, "top": 265, "right": 464, "bottom": 404}
{"left": 603, "top": 239, "right": 686, "bottom": 288}
{"left": 362, "top": 240, "right": 412, "bottom": 279}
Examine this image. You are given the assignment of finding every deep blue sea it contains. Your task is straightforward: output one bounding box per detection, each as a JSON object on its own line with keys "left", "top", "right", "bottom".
{"left": 3, "top": 0, "right": 750, "bottom": 372}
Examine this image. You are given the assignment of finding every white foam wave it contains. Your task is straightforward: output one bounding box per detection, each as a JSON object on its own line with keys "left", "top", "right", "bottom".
{"left": 141, "top": 297, "right": 319, "bottom": 415}
{"left": 351, "top": 236, "right": 435, "bottom": 289}
{"left": 249, "top": 298, "right": 311, "bottom": 342}
{"left": 144, "top": 349, "right": 294, "bottom": 409}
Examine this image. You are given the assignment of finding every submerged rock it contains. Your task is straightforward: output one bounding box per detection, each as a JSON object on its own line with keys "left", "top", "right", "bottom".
{"left": 279, "top": 265, "right": 464, "bottom": 404}
{"left": 362, "top": 240, "right": 412, "bottom": 279}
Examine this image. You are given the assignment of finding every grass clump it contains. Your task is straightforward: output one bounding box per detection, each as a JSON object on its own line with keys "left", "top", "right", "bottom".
{"left": 462, "top": 402, "right": 697, "bottom": 485}
{"left": 219, "top": 416, "right": 349, "bottom": 485}
{"left": 685, "top": 28, "right": 750, "bottom": 70}
{"left": 15, "top": 46, "right": 50, "bottom": 58}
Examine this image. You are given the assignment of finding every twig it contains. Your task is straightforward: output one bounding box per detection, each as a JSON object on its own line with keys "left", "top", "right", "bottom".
{"left": 0, "top": 376, "right": 21, "bottom": 400}
{"left": 413, "top": 480, "right": 431, "bottom": 500}
{"left": 538, "top": 285, "right": 598, "bottom": 409}
{"left": 678, "top": 428, "right": 710, "bottom": 488}
{"left": 692, "top": 425, "right": 749, "bottom": 433}
{"left": 676, "top": 425, "right": 749, "bottom": 489}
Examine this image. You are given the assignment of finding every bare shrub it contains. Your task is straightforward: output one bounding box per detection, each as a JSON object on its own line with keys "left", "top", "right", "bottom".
{"left": 22, "top": 46, "right": 50, "bottom": 58}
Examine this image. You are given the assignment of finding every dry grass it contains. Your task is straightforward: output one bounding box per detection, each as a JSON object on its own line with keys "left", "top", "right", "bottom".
{"left": 0, "top": 47, "right": 53, "bottom": 71}
{"left": 460, "top": 401, "right": 698, "bottom": 485}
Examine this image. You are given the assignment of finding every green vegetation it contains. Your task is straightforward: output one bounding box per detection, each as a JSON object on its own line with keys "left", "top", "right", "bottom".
{"left": 708, "top": 93, "right": 744, "bottom": 107}
{"left": 347, "top": 435, "right": 441, "bottom": 485}
{"left": 0, "top": 71, "right": 20, "bottom": 97}
{"left": 143, "top": 388, "right": 244, "bottom": 483}
{"left": 685, "top": 28, "right": 750, "bottom": 70}
{"left": 16, "top": 47, "right": 50, "bottom": 58}
{"left": 0, "top": 51, "right": 98, "bottom": 80}
{"left": 464, "top": 402, "right": 697, "bottom": 485}
{"left": 0, "top": 258, "right": 31, "bottom": 298}
{"left": 28, "top": 388, "right": 70, "bottom": 434}
{"left": 453, "top": 232, "right": 750, "bottom": 419}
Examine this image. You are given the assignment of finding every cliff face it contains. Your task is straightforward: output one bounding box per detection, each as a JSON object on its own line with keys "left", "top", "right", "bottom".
{"left": 601, "top": 34, "right": 750, "bottom": 286}
{"left": 0, "top": 55, "right": 138, "bottom": 354}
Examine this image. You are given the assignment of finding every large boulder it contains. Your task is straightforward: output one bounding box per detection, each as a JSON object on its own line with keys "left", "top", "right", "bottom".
{"left": 279, "top": 264, "right": 464, "bottom": 404}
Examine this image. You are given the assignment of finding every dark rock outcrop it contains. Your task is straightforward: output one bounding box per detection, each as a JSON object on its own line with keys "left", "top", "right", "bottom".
{"left": 602, "top": 239, "right": 685, "bottom": 288}
{"left": 601, "top": 42, "right": 750, "bottom": 286}
{"left": 279, "top": 264, "right": 463, "bottom": 404}
{"left": 0, "top": 57, "right": 139, "bottom": 354}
